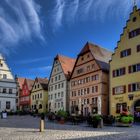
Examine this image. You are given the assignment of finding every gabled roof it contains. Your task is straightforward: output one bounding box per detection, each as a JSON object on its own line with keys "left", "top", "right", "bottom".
{"left": 55, "top": 55, "right": 76, "bottom": 79}
{"left": 79, "top": 42, "right": 112, "bottom": 71}
{"left": 17, "top": 77, "right": 25, "bottom": 89}
{"left": 35, "top": 77, "right": 48, "bottom": 90}
{"left": 25, "top": 79, "right": 34, "bottom": 91}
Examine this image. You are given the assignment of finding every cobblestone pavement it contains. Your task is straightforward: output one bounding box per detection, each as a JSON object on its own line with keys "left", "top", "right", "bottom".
{"left": 0, "top": 115, "right": 140, "bottom": 140}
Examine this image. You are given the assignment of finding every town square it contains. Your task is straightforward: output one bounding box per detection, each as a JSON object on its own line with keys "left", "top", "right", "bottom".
{"left": 0, "top": 0, "right": 140, "bottom": 139}
{"left": 0, "top": 115, "right": 140, "bottom": 140}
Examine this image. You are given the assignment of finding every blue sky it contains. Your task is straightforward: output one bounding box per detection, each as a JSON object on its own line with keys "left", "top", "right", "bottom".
{"left": 0, "top": 0, "right": 140, "bottom": 79}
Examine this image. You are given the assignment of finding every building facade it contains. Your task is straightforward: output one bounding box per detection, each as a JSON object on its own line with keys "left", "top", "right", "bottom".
{"left": 19, "top": 78, "right": 34, "bottom": 112}
{"left": 110, "top": 6, "right": 140, "bottom": 116}
{"left": 16, "top": 77, "right": 25, "bottom": 110}
{"left": 31, "top": 77, "right": 48, "bottom": 113}
{"left": 0, "top": 54, "right": 17, "bottom": 112}
{"left": 70, "top": 42, "right": 112, "bottom": 116}
{"left": 48, "top": 55, "right": 75, "bottom": 113}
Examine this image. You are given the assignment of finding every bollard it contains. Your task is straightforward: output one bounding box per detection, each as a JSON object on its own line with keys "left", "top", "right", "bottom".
{"left": 40, "top": 113, "right": 45, "bottom": 132}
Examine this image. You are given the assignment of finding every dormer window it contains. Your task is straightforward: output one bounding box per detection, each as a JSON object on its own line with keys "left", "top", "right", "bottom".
{"left": 133, "top": 17, "right": 137, "bottom": 22}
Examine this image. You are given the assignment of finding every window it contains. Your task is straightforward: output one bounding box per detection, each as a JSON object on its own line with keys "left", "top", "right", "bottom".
{"left": 61, "top": 92, "right": 63, "bottom": 97}
{"left": 87, "top": 88, "right": 90, "bottom": 94}
{"left": 51, "top": 86, "right": 53, "bottom": 91}
{"left": 81, "top": 57, "right": 84, "bottom": 61}
{"left": 91, "top": 74, "right": 99, "bottom": 81}
{"left": 40, "top": 93, "right": 42, "bottom": 98}
{"left": 0, "top": 63, "right": 3, "bottom": 67}
{"left": 77, "top": 68, "right": 84, "bottom": 74}
{"left": 112, "top": 86, "right": 126, "bottom": 95}
{"left": 9, "top": 89, "right": 12, "bottom": 94}
{"left": 55, "top": 76, "right": 57, "bottom": 81}
{"left": 51, "top": 78, "right": 53, "bottom": 83}
{"left": 129, "top": 63, "right": 140, "bottom": 73}
{"left": 86, "top": 77, "right": 90, "bottom": 83}
{"left": 137, "top": 45, "right": 140, "bottom": 52}
{"left": 61, "top": 83, "right": 64, "bottom": 88}
{"left": 58, "top": 102, "right": 60, "bottom": 108}
{"left": 116, "top": 103, "right": 127, "bottom": 113}
{"left": 58, "top": 75, "right": 61, "bottom": 80}
{"left": 81, "top": 89, "right": 83, "bottom": 95}
{"left": 78, "top": 90, "right": 80, "bottom": 96}
{"left": 61, "top": 102, "right": 63, "bottom": 107}
{"left": 32, "top": 95, "right": 34, "bottom": 100}
{"left": 112, "top": 67, "right": 125, "bottom": 77}
{"left": 58, "top": 92, "right": 60, "bottom": 98}
{"left": 128, "top": 83, "right": 140, "bottom": 92}
{"left": 92, "top": 86, "right": 98, "bottom": 93}
{"left": 133, "top": 17, "right": 137, "bottom": 22}
{"left": 58, "top": 84, "right": 60, "bottom": 89}
{"left": 120, "top": 49, "right": 131, "bottom": 58}
{"left": 84, "top": 88, "right": 86, "bottom": 95}
{"left": 38, "top": 84, "right": 39, "bottom": 88}
{"left": 3, "top": 74, "right": 7, "bottom": 79}
{"left": 39, "top": 104, "right": 42, "bottom": 109}
{"left": 3, "top": 88, "right": 6, "bottom": 93}
{"left": 55, "top": 93, "right": 57, "bottom": 99}
{"left": 87, "top": 65, "right": 90, "bottom": 71}
{"left": 55, "top": 85, "right": 57, "bottom": 90}
{"left": 87, "top": 99, "right": 89, "bottom": 104}
{"left": 55, "top": 103, "right": 56, "bottom": 108}
{"left": 51, "top": 94, "right": 53, "bottom": 100}
{"left": 129, "top": 28, "right": 140, "bottom": 38}
{"left": 6, "top": 101, "right": 10, "bottom": 109}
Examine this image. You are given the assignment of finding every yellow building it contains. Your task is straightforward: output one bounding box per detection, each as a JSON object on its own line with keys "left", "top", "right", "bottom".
{"left": 31, "top": 77, "right": 48, "bottom": 114}
{"left": 110, "top": 5, "right": 140, "bottom": 116}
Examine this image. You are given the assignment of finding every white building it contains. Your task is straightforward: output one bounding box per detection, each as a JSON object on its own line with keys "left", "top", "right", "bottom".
{"left": 0, "top": 54, "right": 17, "bottom": 112}
{"left": 48, "top": 55, "right": 75, "bottom": 113}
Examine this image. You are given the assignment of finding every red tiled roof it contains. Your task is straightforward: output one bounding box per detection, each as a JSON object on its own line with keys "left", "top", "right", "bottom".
{"left": 56, "top": 55, "right": 76, "bottom": 78}
{"left": 35, "top": 77, "right": 48, "bottom": 90}
{"left": 26, "top": 79, "right": 34, "bottom": 91}
{"left": 17, "top": 77, "right": 25, "bottom": 89}
{"left": 79, "top": 42, "right": 112, "bottom": 71}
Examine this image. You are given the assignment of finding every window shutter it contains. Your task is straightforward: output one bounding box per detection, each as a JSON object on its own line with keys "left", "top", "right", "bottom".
{"left": 124, "top": 86, "right": 126, "bottom": 93}
{"left": 123, "top": 67, "right": 126, "bottom": 74}
{"left": 112, "top": 70, "right": 115, "bottom": 77}
{"left": 128, "top": 66, "right": 131, "bottom": 73}
{"left": 137, "top": 45, "right": 140, "bottom": 52}
{"left": 112, "top": 88, "right": 115, "bottom": 95}
{"left": 96, "top": 86, "right": 98, "bottom": 92}
{"left": 120, "top": 51, "right": 123, "bottom": 58}
{"left": 128, "top": 84, "right": 131, "bottom": 92}
{"left": 128, "top": 49, "right": 131, "bottom": 55}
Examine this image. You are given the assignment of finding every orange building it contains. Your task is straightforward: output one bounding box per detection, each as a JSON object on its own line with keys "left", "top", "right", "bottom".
{"left": 70, "top": 42, "right": 112, "bottom": 116}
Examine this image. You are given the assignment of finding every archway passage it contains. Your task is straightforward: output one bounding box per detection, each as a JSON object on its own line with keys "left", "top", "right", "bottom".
{"left": 134, "top": 100, "right": 140, "bottom": 122}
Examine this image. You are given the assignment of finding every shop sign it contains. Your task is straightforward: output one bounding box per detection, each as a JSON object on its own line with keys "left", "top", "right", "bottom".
{"left": 114, "top": 96, "right": 123, "bottom": 102}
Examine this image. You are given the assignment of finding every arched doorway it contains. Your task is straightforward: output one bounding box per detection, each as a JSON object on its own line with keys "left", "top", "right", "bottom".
{"left": 132, "top": 99, "right": 140, "bottom": 122}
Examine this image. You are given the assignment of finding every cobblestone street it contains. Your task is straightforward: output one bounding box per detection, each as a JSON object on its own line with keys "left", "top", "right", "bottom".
{"left": 0, "top": 116, "right": 140, "bottom": 140}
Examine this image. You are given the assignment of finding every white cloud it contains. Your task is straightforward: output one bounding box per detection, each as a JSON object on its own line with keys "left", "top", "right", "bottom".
{"left": 16, "top": 56, "right": 52, "bottom": 64}
{"left": 49, "top": 0, "right": 140, "bottom": 29}
{"left": 0, "top": 0, "right": 43, "bottom": 54}
{"left": 30, "top": 66, "right": 52, "bottom": 72}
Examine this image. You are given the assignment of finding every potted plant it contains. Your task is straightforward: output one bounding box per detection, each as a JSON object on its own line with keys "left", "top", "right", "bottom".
{"left": 92, "top": 114, "right": 102, "bottom": 128}
{"left": 115, "top": 110, "right": 134, "bottom": 127}
{"left": 57, "top": 109, "right": 68, "bottom": 124}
